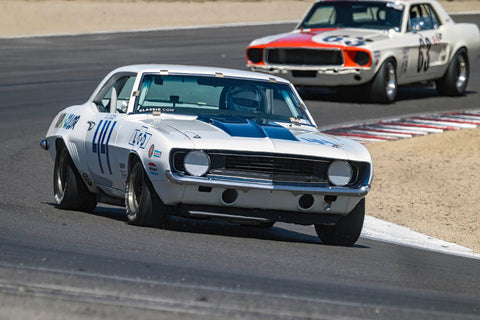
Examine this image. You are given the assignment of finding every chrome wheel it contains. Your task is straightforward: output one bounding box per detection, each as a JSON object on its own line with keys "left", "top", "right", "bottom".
{"left": 455, "top": 54, "right": 467, "bottom": 92}
{"left": 125, "top": 158, "right": 170, "bottom": 227}
{"left": 370, "top": 58, "right": 397, "bottom": 103}
{"left": 126, "top": 161, "right": 145, "bottom": 216}
{"left": 54, "top": 148, "right": 69, "bottom": 204}
{"left": 436, "top": 49, "right": 469, "bottom": 96}
{"left": 53, "top": 144, "right": 97, "bottom": 211}
{"left": 385, "top": 63, "right": 397, "bottom": 101}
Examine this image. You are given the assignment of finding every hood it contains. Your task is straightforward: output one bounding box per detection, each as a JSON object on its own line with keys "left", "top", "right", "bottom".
{"left": 251, "top": 28, "right": 391, "bottom": 49}
{"left": 145, "top": 115, "right": 370, "bottom": 162}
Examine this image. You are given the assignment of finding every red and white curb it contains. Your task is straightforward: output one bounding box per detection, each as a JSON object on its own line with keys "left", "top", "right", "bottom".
{"left": 320, "top": 109, "right": 480, "bottom": 258}
{"left": 321, "top": 110, "right": 480, "bottom": 144}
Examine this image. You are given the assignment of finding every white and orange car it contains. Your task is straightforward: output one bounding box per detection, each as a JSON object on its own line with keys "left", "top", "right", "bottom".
{"left": 246, "top": 0, "right": 480, "bottom": 103}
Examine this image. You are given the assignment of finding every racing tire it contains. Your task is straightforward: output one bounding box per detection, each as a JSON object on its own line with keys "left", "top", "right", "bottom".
{"left": 54, "top": 144, "right": 97, "bottom": 212}
{"left": 125, "top": 158, "right": 170, "bottom": 227}
{"left": 314, "top": 198, "right": 365, "bottom": 246}
{"left": 369, "top": 58, "right": 397, "bottom": 104}
{"left": 435, "top": 48, "right": 469, "bottom": 96}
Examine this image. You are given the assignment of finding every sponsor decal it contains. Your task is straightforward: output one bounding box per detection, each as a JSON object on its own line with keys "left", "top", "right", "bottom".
{"left": 87, "top": 121, "right": 96, "bottom": 131}
{"left": 148, "top": 144, "right": 154, "bottom": 158}
{"left": 129, "top": 126, "right": 152, "bottom": 150}
{"left": 386, "top": 2, "right": 404, "bottom": 11}
{"left": 153, "top": 150, "right": 162, "bottom": 158}
{"left": 301, "top": 137, "right": 343, "bottom": 148}
{"left": 290, "top": 117, "right": 312, "bottom": 126}
{"left": 148, "top": 162, "right": 158, "bottom": 175}
{"left": 119, "top": 163, "right": 127, "bottom": 181}
{"left": 92, "top": 119, "right": 117, "bottom": 175}
{"left": 401, "top": 48, "right": 409, "bottom": 74}
{"left": 373, "top": 51, "right": 381, "bottom": 67}
{"left": 54, "top": 113, "right": 80, "bottom": 130}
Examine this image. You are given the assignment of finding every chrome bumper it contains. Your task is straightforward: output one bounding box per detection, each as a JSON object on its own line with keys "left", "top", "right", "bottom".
{"left": 165, "top": 171, "right": 370, "bottom": 197}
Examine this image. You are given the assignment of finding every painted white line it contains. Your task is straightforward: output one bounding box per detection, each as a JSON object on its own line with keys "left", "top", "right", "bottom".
{"left": 0, "top": 20, "right": 299, "bottom": 40}
{"left": 411, "top": 118, "right": 477, "bottom": 129}
{"left": 361, "top": 127, "right": 413, "bottom": 138}
{"left": 349, "top": 129, "right": 403, "bottom": 139}
{"left": 373, "top": 124, "right": 429, "bottom": 135}
{"left": 362, "top": 215, "right": 480, "bottom": 260}
{"left": 432, "top": 115, "right": 480, "bottom": 125}
{"left": 381, "top": 122, "right": 444, "bottom": 133}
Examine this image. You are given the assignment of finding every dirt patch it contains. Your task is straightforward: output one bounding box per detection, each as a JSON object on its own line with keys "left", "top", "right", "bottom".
{"left": 1, "top": 0, "right": 479, "bottom": 37}
{"left": 2, "top": 0, "right": 479, "bottom": 252}
{"left": 367, "top": 127, "right": 480, "bottom": 253}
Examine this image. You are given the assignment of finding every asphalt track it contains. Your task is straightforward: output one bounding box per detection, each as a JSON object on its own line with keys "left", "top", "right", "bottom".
{"left": 0, "top": 14, "right": 479, "bottom": 319}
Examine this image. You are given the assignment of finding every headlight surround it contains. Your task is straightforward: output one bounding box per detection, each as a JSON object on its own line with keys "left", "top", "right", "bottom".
{"left": 327, "top": 160, "right": 353, "bottom": 186}
{"left": 184, "top": 150, "right": 210, "bottom": 176}
{"left": 354, "top": 51, "right": 370, "bottom": 66}
{"left": 247, "top": 48, "right": 263, "bottom": 64}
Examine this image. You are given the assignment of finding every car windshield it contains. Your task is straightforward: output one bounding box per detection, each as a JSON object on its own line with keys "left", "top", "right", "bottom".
{"left": 298, "top": 1, "right": 404, "bottom": 31}
{"left": 133, "top": 74, "right": 313, "bottom": 125}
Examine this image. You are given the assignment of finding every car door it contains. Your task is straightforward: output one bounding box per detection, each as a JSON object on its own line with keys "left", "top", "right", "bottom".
{"left": 402, "top": 3, "right": 448, "bottom": 83}
{"left": 85, "top": 73, "right": 136, "bottom": 197}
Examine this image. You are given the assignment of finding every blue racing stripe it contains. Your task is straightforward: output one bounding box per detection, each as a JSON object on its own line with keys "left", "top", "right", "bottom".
{"left": 200, "top": 116, "right": 298, "bottom": 141}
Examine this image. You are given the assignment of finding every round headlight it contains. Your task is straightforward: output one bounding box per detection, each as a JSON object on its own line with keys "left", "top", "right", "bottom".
{"left": 184, "top": 150, "right": 210, "bottom": 176}
{"left": 327, "top": 160, "right": 353, "bottom": 186}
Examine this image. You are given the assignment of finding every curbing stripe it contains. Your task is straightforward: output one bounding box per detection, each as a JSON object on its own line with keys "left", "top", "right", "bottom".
{"left": 321, "top": 110, "right": 480, "bottom": 143}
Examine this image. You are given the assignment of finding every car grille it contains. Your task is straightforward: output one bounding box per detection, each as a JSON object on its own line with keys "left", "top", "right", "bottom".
{"left": 266, "top": 48, "right": 343, "bottom": 66}
{"left": 173, "top": 150, "right": 337, "bottom": 185}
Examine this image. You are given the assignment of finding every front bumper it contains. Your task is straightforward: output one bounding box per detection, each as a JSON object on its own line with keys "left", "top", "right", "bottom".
{"left": 249, "top": 65, "right": 374, "bottom": 87}
{"left": 162, "top": 171, "right": 369, "bottom": 222}
{"left": 165, "top": 171, "right": 370, "bottom": 197}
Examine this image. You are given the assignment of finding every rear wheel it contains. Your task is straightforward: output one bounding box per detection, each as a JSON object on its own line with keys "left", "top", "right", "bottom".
{"left": 436, "top": 48, "right": 469, "bottom": 96}
{"left": 54, "top": 144, "right": 97, "bottom": 211}
{"left": 314, "top": 199, "right": 365, "bottom": 246}
{"left": 125, "top": 158, "right": 170, "bottom": 227}
{"left": 369, "top": 58, "right": 397, "bottom": 103}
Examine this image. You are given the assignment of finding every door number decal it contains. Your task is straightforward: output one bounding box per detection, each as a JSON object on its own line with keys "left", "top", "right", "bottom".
{"left": 92, "top": 119, "right": 117, "bottom": 174}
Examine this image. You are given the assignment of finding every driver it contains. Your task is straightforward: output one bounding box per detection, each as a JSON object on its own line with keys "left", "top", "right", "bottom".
{"left": 226, "top": 85, "right": 261, "bottom": 113}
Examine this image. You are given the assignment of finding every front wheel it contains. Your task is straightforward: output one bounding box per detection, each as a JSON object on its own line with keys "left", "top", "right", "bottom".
{"left": 54, "top": 144, "right": 97, "bottom": 212}
{"left": 314, "top": 199, "right": 365, "bottom": 246}
{"left": 125, "top": 158, "right": 170, "bottom": 227}
{"left": 436, "top": 48, "right": 469, "bottom": 96}
{"left": 369, "top": 59, "right": 397, "bottom": 103}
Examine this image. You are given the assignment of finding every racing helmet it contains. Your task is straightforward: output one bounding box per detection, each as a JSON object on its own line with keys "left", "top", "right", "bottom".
{"left": 226, "top": 85, "right": 261, "bottom": 113}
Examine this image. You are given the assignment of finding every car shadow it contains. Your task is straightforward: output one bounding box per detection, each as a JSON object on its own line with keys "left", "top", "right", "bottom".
{"left": 44, "top": 203, "right": 369, "bottom": 248}
{"left": 92, "top": 204, "right": 367, "bottom": 248}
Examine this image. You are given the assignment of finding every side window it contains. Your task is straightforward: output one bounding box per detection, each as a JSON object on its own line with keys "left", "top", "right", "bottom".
{"left": 408, "top": 4, "right": 439, "bottom": 32}
{"left": 96, "top": 75, "right": 135, "bottom": 113}
{"left": 114, "top": 77, "right": 135, "bottom": 113}
{"left": 425, "top": 4, "right": 441, "bottom": 28}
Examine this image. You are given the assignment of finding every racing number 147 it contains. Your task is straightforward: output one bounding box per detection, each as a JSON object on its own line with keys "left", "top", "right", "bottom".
{"left": 417, "top": 37, "right": 432, "bottom": 72}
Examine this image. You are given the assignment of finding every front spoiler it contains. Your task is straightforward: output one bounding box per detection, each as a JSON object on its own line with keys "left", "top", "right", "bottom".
{"left": 179, "top": 204, "right": 342, "bottom": 226}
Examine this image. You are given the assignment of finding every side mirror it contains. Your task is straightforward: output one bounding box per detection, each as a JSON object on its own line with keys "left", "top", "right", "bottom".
{"left": 117, "top": 101, "right": 128, "bottom": 113}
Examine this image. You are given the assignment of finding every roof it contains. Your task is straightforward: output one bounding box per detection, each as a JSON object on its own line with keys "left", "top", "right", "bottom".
{"left": 111, "top": 64, "right": 291, "bottom": 84}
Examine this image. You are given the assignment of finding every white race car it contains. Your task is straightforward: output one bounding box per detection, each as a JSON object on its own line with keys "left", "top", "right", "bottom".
{"left": 246, "top": 0, "right": 480, "bottom": 103}
{"left": 41, "top": 65, "right": 373, "bottom": 246}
